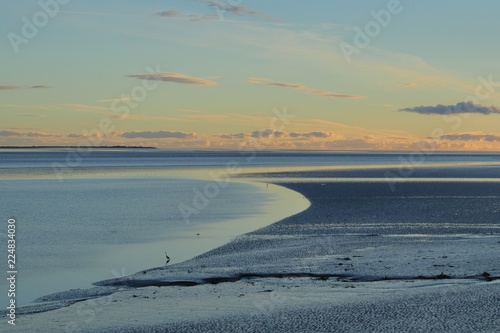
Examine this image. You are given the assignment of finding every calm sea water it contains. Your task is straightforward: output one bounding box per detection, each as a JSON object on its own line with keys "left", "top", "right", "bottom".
{"left": 1, "top": 149, "right": 500, "bottom": 306}
{"left": 2, "top": 148, "right": 500, "bottom": 169}
{"left": 0, "top": 177, "right": 285, "bottom": 306}
{"left": 0, "top": 149, "right": 314, "bottom": 306}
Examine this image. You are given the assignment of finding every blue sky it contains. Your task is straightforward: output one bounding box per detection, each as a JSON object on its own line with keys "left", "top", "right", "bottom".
{"left": 2, "top": 0, "right": 500, "bottom": 150}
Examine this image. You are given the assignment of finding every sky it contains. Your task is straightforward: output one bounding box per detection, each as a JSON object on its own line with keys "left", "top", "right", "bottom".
{"left": 2, "top": 0, "right": 500, "bottom": 150}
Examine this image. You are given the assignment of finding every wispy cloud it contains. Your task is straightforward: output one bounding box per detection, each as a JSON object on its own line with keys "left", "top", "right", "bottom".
{"left": 67, "top": 131, "right": 119, "bottom": 139}
{"left": 120, "top": 130, "right": 197, "bottom": 139}
{"left": 394, "top": 76, "right": 435, "bottom": 88}
{"left": 117, "top": 114, "right": 194, "bottom": 122}
{"left": 56, "top": 104, "right": 111, "bottom": 111}
{"left": 153, "top": 8, "right": 216, "bottom": 22}
{"left": 97, "top": 97, "right": 137, "bottom": 103}
{"left": 6, "top": 127, "right": 44, "bottom": 131}
{"left": 289, "top": 118, "right": 404, "bottom": 138}
{"left": 247, "top": 77, "right": 366, "bottom": 99}
{"left": 0, "top": 130, "right": 59, "bottom": 137}
{"left": 216, "top": 133, "right": 247, "bottom": 139}
{"left": 157, "top": 10, "right": 181, "bottom": 18}
{"left": 394, "top": 83, "right": 417, "bottom": 87}
{"left": 0, "top": 103, "right": 113, "bottom": 118}
{"left": 205, "top": 1, "right": 282, "bottom": 22}
{"left": 248, "top": 77, "right": 270, "bottom": 81}
{"left": 0, "top": 104, "right": 53, "bottom": 110}
{"left": 305, "top": 90, "right": 366, "bottom": 99}
{"left": 187, "top": 14, "right": 218, "bottom": 22}
{"left": 289, "top": 131, "right": 335, "bottom": 139}
{"left": 400, "top": 102, "right": 500, "bottom": 115}
{"left": 127, "top": 72, "right": 218, "bottom": 86}
{"left": 245, "top": 129, "right": 338, "bottom": 140}
{"left": 266, "top": 82, "right": 307, "bottom": 89}
{"left": 440, "top": 132, "right": 500, "bottom": 142}
{"left": 247, "top": 79, "right": 306, "bottom": 90}
{"left": 18, "top": 114, "right": 49, "bottom": 118}
{"left": 0, "top": 85, "right": 51, "bottom": 90}
{"left": 183, "top": 114, "right": 229, "bottom": 122}
{"left": 154, "top": 1, "right": 282, "bottom": 23}
{"left": 30, "top": 85, "right": 51, "bottom": 89}
{"left": 211, "top": 129, "right": 421, "bottom": 150}
{"left": 0, "top": 86, "right": 23, "bottom": 90}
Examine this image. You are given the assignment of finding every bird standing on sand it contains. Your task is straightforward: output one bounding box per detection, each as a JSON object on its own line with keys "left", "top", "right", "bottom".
{"left": 165, "top": 252, "right": 170, "bottom": 266}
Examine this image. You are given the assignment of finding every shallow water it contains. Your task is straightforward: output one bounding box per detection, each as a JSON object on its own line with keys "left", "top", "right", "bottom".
{"left": 0, "top": 174, "right": 308, "bottom": 306}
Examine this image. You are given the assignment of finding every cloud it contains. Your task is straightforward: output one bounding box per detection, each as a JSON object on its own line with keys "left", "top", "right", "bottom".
{"left": 440, "top": 133, "right": 500, "bottom": 142}
{"left": 120, "top": 131, "right": 196, "bottom": 139}
{"left": 289, "top": 131, "right": 334, "bottom": 139}
{"left": 66, "top": 130, "right": 120, "bottom": 139}
{"left": 157, "top": 10, "right": 181, "bottom": 17}
{"left": 247, "top": 79, "right": 306, "bottom": 90}
{"left": 205, "top": 1, "right": 281, "bottom": 22}
{"left": 0, "top": 104, "right": 53, "bottom": 110}
{"left": 394, "top": 83, "right": 417, "bottom": 87}
{"left": 127, "top": 72, "right": 218, "bottom": 86}
{"left": 153, "top": 8, "right": 214, "bottom": 22}
{"left": 0, "top": 86, "right": 22, "bottom": 90}
{"left": 247, "top": 77, "right": 366, "bottom": 99}
{"left": 248, "top": 77, "right": 270, "bottom": 81}
{"left": 267, "top": 82, "right": 306, "bottom": 89}
{"left": 0, "top": 131, "right": 22, "bottom": 136}
{"left": 394, "top": 77, "right": 433, "bottom": 88}
{"left": 1, "top": 103, "right": 110, "bottom": 113}
{"left": 217, "top": 133, "right": 247, "bottom": 139}
{"left": 0, "top": 130, "right": 58, "bottom": 137}
{"left": 6, "top": 127, "right": 44, "bottom": 131}
{"left": 399, "top": 102, "right": 500, "bottom": 115}
{"left": 0, "top": 85, "right": 50, "bottom": 90}
{"left": 57, "top": 104, "right": 111, "bottom": 111}
{"left": 249, "top": 129, "right": 295, "bottom": 139}
{"left": 67, "top": 133, "right": 86, "bottom": 138}
{"left": 273, "top": 131, "right": 287, "bottom": 138}
{"left": 251, "top": 129, "right": 275, "bottom": 139}
{"left": 18, "top": 114, "right": 48, "bottom": 118}
{"left": 248, "top": 129, "right": 337, "bottom": 140}
{"left": 30, "top": 85, "right": 51, "bottom": 89}
{"left": 154, "top": 2, "right": 280, "bottom": 23}
{"left": 187, "top": 14, "right": 218, "bottom": 22}
{"left": 305, "top": 90, "right": 366, "bottom": 99}
{"left": 97, "top": 97, "right": 137, "bottom": 102}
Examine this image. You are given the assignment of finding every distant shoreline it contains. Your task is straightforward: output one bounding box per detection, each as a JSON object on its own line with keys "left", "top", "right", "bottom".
{"left": 0, "top": 146, "right": 157, "bottom": 149}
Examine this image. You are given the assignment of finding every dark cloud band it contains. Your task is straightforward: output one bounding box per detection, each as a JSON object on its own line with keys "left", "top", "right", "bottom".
{"left": 400, "top": 102, "right": 500, "bottom": 115}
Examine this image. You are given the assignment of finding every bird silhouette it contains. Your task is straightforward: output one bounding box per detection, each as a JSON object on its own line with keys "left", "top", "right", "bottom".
{"left": 165, "top": 252, "right": 170, "bottom": 266}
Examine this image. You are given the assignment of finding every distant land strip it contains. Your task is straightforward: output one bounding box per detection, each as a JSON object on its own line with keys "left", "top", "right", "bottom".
{"left": 0, "top": 145, "right": 157, "bottom": 149}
